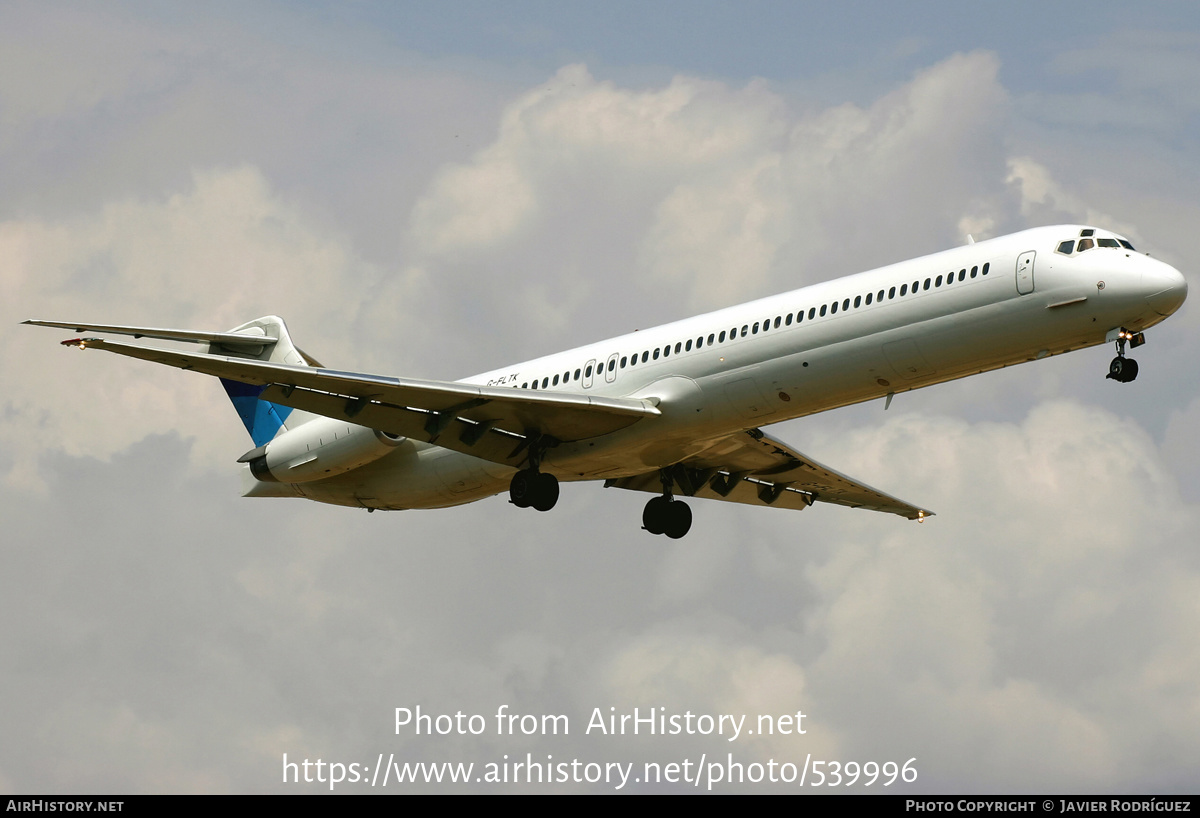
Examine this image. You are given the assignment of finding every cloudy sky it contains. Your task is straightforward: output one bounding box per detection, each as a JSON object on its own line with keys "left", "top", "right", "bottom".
{"left": 2, "top": 0, "right": 1199, "bottom": 794}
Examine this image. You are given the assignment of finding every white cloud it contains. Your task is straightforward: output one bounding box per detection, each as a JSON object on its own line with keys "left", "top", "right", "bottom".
{"left": 1, "top": 166, "right": 382, "bottom": 482}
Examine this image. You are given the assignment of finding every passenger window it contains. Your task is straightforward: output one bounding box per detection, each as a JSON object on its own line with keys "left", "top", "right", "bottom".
{"left": 935, "top": 275, "right": 943, "bottom": 287}
{"left": 752, "top": 322, "right": 759, "bottom": 334}
{"left": 674, "top": 342, "right": 681, "bottom": 354}
{"left": 653, "top": 349, "right": 660, "bottom": 360}
{"left": 970, "top": 267, "right": 977, "bottom": 278}
{"left": 585, "top": 365, "right": 593, "bottom": 377}
{"left": 574, "top": 369, "right": 581, "bottom": 380}
{"left": 642, "top": 351, "right": 649, "bottom": 363}
{"left": 959, "top": 269, "right": 965, "bottom": 281}
{"left": 608, "top": 359, "right": 615, "bottom": 372}
{"left": 685, "top": 340, "right": 692, "bottom": 352}
{"left": 842, "top": 298, "right": 850, "bottom": 311}
{"left": 741, "top": 325, "right": 749, "bottom": 336}
{"left": 923, "top": 278, "right": 931, "bottom": 291}
{"left": 854, "top": 295, "right": 862, "bottom": 307}
{"left": 522, "top": 382, "right": 528, "bottom": 389}
{"left": 983, "top": 262, "right": 990, "bottom": 274}
{"left": 719, "top": 330, "right": 726, "bottom": 342}
{"left": 878, "top": 289, "right": 885, "bottom": 301}
{"left": 865, "top": 293, "right": 872, "bottom": 305}
{"left": 542, "top": 377, "right": 548, "bottom": 389}
{"left": 830, "top": 302, "right": 838, "bottom": 314}
{"left": 807, "top": 307, "right": 815, "bottom": 320}
{"left": 889, "top": 286, "right": 896, "bottom": 299}
{"left": 774, "top": 316, "right": 781, "bottom": 329}
{"left": 707, "top": 333, "right": 715, "bottom": 344}
{"left": 820, "top": 304, "right": 827, "bottom": 317}
{"left": 900, "top": 284, "right": 908, "bottom": 296}
{"left": 552, "top": 374, "right": 559, "bottom": 386}
{"left": 620, "top": 356, "right": 627, "bottom": 368}
{"left": 662, "top": 345, "right": 670, "bottom": 357}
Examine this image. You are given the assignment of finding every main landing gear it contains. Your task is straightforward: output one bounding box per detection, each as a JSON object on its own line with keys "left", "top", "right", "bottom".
{"left": 509, "top": 468, "right": 559, "bottom": 512}
{"left": 508, "top": 436, "right": 559, "bottom": 512}
{"left": 1106, "top": 329, "right": 1144, "bottom": 384}
{"left": 642, "top": 470, "right": 692, "bottom": 539}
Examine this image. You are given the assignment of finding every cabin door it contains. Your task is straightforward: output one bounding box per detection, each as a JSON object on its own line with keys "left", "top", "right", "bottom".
{"left": 1016, "top": 251, "right": 1036, "bottom": 295}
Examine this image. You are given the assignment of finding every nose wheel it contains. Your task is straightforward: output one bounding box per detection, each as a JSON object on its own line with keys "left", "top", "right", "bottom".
{"left": 1107, "top": 356, "right": 1139, "bottom": 383}
{"left": 1106, "top": 330, "right": 1142, "bottom": 383}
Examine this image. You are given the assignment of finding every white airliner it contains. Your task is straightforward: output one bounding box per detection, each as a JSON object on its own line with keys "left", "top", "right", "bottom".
{"left": 26, "top": 225, "right": 1187, "bottom": 538}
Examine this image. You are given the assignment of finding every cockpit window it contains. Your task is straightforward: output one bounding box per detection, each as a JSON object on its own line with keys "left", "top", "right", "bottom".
{"left": 1059, "top": 233, "right": 1136, "bottom": 255}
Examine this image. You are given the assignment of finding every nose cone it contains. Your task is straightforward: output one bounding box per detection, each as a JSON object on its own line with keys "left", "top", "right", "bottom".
{"left": 1144, "top": 263, "right": 1188, "bottom": 316}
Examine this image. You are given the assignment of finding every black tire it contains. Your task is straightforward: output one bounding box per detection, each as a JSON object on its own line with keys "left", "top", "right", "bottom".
{"left": 509, "top": 469, "right": 535, "bottom": 508}
{"left": 1108, "top": 357, "right": 1125, "bottom": 380}
{"left": 1122, "top": 358, "right": 1139, "bottom": 382}
{"left": 531, "top": 472, "right": 559, "bottom": 512}
{"left": 664, "top": 500, "right": 692, "bottom": 539}
{"left": 643, "top": 496, "right": 668, "bottom": 535}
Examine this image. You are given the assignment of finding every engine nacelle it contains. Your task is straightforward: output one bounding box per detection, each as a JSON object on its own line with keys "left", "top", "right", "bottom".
{"left": 246, "top": 416, "right": 405, "bottom": 483}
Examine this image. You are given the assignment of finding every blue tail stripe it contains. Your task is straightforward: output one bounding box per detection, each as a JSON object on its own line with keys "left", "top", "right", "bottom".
{"left": 220, "top": 379, "right": 294, "bottom": 446}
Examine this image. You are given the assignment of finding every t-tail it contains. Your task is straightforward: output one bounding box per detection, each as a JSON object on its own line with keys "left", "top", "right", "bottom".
{"left": 22, "top": 314, "right": 321, "bottom": 446}
{"left": 215, "top": 316, "right": 322, "bottom": 446}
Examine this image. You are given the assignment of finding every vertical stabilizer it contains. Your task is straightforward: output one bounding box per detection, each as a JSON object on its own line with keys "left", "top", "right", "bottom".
{"left": 214, "top": 316, "right": 319, "bottom": 445}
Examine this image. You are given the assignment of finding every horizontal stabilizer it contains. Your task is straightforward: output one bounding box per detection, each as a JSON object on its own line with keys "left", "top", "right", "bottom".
{"left": 22, "top": 320, "right": 277, "bottom": 352}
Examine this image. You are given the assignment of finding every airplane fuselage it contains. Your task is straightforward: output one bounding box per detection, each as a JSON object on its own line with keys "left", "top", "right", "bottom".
{"left": 281, "top": 225, "right": 1186, "bottom": 511}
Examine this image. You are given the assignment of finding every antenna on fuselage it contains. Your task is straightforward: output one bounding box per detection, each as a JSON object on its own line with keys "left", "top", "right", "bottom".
{"left": 966, "top": 234, "right": 975, "bottom": 245}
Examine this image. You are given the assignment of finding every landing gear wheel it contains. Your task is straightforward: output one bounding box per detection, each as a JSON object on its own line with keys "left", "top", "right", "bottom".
{"left": 643, "top": 496, "right": 692, "bottom": 538}
{"left": 1107, "top": 356, "right": 1139, "bottom": 383}
{"left": 643, "top": 495, "right": 669, "bottom": 535}
{"left": 509, "top": 469, "right": 535, "bottom": 508}
{"left": 531, "top": 472, "right": 559, "bottom": 512}
{"left": 663, "top": 500, "right": 692, "bottom": 539}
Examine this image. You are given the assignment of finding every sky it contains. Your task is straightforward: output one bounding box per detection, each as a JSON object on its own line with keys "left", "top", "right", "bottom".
{"left": 2, "top": 0, "right": 1199, "bottom": 794}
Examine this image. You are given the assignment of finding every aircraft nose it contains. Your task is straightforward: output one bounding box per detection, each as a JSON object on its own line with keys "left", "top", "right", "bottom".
{"left": 1144, "top": 262, "right": 1188, "bottom": 316}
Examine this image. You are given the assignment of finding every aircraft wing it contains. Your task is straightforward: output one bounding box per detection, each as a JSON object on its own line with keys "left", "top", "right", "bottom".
{"left": 605, "top": 428, "right": 932, "bottom": 520}
{"left": 36, "top": 333, "right": 660, "bottom": 468}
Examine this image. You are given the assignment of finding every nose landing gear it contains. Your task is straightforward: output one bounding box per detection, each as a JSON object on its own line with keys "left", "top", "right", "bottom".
{"left": 1106, "top": 328, "right": 1144, "bottom": 384}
